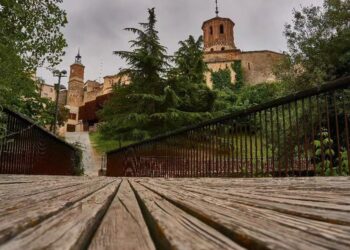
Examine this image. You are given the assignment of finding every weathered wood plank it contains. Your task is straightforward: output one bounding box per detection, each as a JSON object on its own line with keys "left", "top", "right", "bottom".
{"left": 89, "top": 179, "right": 155, "bottom": 250}
{"left": 0, "top": 179, "right": 120, "bottom": 250}
{"left": 0, "top": 178, "right": 117, "bottom": 244}
{"left": 138, "top": 179, "right": 350, "bottom": 249}
{"left": 131, "top": 180, "right": 245, "bottom": 250}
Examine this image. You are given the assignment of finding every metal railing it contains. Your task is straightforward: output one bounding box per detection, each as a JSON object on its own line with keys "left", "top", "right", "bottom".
{"left": 0, "top": 108, "right": 80, "bottom": 175}
{"left": 107, "top": 76, "right": 350, "bottom": 177}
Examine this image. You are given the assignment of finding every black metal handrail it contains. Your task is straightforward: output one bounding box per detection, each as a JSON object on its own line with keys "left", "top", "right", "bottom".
{"left": 0, "top": 107, "right": 81, "bottom": 175}
{"left": 107, "top": 76, "right": 350, "bottom": 177}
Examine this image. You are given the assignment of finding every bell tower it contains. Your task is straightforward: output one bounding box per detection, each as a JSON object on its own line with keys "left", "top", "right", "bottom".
{"left": 67, "top": 51, "right": 85, "bottom": 107}
{"left": 202, "top": 0, "right": 237, "bottom": 53}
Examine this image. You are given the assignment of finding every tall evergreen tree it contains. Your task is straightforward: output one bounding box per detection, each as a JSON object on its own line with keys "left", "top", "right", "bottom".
{"left": 169, "top": 35, "right": 216, "bottom": 113}
{"left": 100, "top": 9, "right": 187, "bottom": 141}
{"left": 99, "top": 12, "right": 215, "bottom": 142}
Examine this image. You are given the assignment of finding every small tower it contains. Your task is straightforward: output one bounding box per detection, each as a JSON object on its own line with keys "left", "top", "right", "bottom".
{"left": 67, "top": 51, "right": 85, "bottom": 107}
{"left": 202, "top": 0, "right": 237, "bottom": 52}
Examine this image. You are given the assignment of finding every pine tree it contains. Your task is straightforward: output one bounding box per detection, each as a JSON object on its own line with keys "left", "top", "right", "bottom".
{"left": 100, "top": 8, "right": 188, "bottom": 141}
{"left": 99, "top": 13, "right": 215, "bottom": 142}
{"left": 169, "top": 35, "right": 216, "bottom": 113}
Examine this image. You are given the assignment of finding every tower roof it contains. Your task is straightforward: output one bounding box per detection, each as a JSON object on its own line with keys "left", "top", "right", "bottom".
{"left": 201, "top": 17, "right": 235, "bottom": 30}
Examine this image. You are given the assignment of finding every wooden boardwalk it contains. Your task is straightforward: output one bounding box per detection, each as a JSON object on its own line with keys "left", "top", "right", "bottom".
{"left": 0, "top": 175, "right": 350, "bottom": 249}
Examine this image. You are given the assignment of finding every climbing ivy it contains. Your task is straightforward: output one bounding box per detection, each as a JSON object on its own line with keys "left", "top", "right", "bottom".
{"left": 232, "top": 60, "right": 244, "bottom": 90}
{"left": 211, "top": 68, "right": 232, "bottom": 90}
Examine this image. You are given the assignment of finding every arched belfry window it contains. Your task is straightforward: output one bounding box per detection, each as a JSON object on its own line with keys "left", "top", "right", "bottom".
{"left": 210, "top": 26, "right": 213, "bottom": 35}
{"left": 220, "top": 24, "right": 224, "bottom": 34}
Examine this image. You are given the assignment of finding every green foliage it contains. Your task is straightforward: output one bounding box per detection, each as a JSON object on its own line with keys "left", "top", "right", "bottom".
{"left": 100, "top": 9, "right": 215, "bottom": 141}
{"left": 232, "top": 60, "right": 244, "bottom": 90}
{"left": 211, "top": 68, "right": 232, "bottom": 90}
{"left": 89, "top": 132, "right": 134, "bottom": 153}
{"left": 0, "top": 0, "right": 68, "bottom": 69}
{"left": 172, "top": 35, "right": 208, "bottom": 84}
{"left": 237, "top": 82, "right": 284, "bottom": 107}
{"left": 313, "top": 129, "right": 349, "bottom": 176}
{"left": 282, "top": 0, "right": 350, "bottom": 88}
{"left": 71, "top": 142, "right": 85, "bottom": 176}
{"left": 0, "top": 0, "right": 68, "bottom": 127}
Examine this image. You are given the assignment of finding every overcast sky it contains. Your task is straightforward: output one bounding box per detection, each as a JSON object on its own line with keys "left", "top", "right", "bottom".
{"left": 36, "top": 0, "right": 323, "bottom": 86}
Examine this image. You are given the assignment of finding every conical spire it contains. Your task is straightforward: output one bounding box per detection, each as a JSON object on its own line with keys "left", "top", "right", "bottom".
{"left": 75, "top": 49, "right": 82, "bottom": 64}
{"left": 215, "top": 0, "right": 219, "bottom": 17}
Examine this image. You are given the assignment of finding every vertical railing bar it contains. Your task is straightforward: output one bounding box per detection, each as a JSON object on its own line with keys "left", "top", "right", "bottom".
{"left": 264, "top": 110, "right": 269, "bottom": 176}
{"left": 282, "top": 104, "right": 288, "bottom": 176}
{"left": 325, "top": 94, "right": 334, "bottom": 175}
{"left": 288, "top": 102, "right": 294, "bottom": 176}
{"left": 276, "top": 105, "right": 281, "bottom": 177}
{"left": 295, "top": 100, "right": 301, "bottom": 176}
{"left": 317, "top": 95, "right": 326, "bottom": 176}
{"left": 308, "top": 97, "right": 316, "bottom": 175}
{"left": 259, "top": 112, "right": 264, "bottom": 176}
{"left": 341, "top": 89, "right": 350, "bottom": 174}
{"left": 249, "top": 115, "right": 253, "bottom": 177}
{"left": 333, "top": 91, "right": 342, "bottom": 176}
{"left": 302, "top": 98, "right": 310, "bottom": 175}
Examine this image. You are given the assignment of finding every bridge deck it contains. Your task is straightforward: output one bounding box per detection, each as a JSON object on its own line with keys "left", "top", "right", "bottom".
{"left": 0, "top": 175, "right": 349, "bottom": 249}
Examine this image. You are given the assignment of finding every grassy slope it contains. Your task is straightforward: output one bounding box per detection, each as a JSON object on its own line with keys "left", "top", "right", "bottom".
{"left": 89, "top": 132, "right": 135, "bottom": 154}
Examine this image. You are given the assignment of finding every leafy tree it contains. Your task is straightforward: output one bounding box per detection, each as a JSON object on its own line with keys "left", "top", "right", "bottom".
{"left": 100, "top": 10, "right": 216, "bottom": 141}
{"left": 172, "top": 35, "right": 207, "bottom": 84}
{"left": 0, "top": 0, "right": 67, "bottom": 129}
{"left": 282, "top": 0, "right": 350, "bottom": 88}
{"left": 0, "top": 0, "right": 67, "bottom": 69}
{"left": 237, "top": 83, "right": 284, "bottom": 107}
{"left": 100, "top": 8, "right": 179, "bottom": 140}
{"left": 0, "top": 0, "right": 68, "bottom": 127}
{"left": 169, "top": 35, "right": 215, "bottom": 113}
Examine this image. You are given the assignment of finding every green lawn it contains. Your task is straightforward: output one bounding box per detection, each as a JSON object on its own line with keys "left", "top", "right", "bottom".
{"left": 89, "top": 132, "right": 135, "bottom": 154}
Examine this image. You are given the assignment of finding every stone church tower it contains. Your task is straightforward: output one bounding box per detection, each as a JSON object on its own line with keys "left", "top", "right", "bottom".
{"left": 202, "top": 1, "right": 285, "bottom": 87}
{"left": 202, "top": 16, "right": 237, "bottom": 53}
{"left": 67, "top": 52, "right": 85, "bottom": 107}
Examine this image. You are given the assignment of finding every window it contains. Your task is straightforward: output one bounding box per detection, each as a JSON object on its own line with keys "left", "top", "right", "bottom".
{"left": 210, "top": 48, "right": 214, "bottom": 52}
{"left": 210, "top": 26, "right": 213, "bottom": 35}
{"left": 220, "top": 24, "right": 224, "bottom": 34}
{"left": 69, "top": 113, "right": 77, "bottom": 120}
{"left": 248, "top": 63, "right": 251, "bottom": 70}
{"left": 221, "top": 47, "right": 225, "bottom": 51}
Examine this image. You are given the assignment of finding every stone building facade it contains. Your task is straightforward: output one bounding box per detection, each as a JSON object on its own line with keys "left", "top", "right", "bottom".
{"left": 62, "top": 53, "right": 129, "bottom": 133}
{"left": 202, "top": 16, "right": 285, "bottom": 88}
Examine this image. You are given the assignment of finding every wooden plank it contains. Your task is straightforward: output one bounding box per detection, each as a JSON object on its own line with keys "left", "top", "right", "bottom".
{"left": 0, "top": 179, "right": 120, "bottom": 250}
{"left": 130, "top": 180, "right": 245, "bottom": 250}
{"left": 89, "top": 179, "right": 155, "bottom": 250}
{"left": 0, "top": 178, "right": 117, "bottom": 244}
{"left": 138, "top": 179, "right": 350, "bottom": 249}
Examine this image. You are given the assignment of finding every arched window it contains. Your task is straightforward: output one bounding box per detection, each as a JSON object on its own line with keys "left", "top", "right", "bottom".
{"left": 220, "top": 24, "right": 224, "bottom": 34}
{"left": 221, "top": 47, "right": 225, "bottom": 51}
{"left": 210, "top": 48, "right": 214, "bottom": 52}
{"left": 210, "top": 26, "right": 213, "bottom": 35}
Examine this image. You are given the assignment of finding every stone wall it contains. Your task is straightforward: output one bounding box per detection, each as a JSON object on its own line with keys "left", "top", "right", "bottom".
{"left": 204, "top": 50, "right": 285, "bottom": 87}
{"left": 40, "top": 84, "right": 56, "bottom": 101}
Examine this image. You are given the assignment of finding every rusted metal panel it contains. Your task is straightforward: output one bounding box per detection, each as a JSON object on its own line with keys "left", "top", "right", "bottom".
{"left": 0, "top": 108, "right": 79, "bottom": 175}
